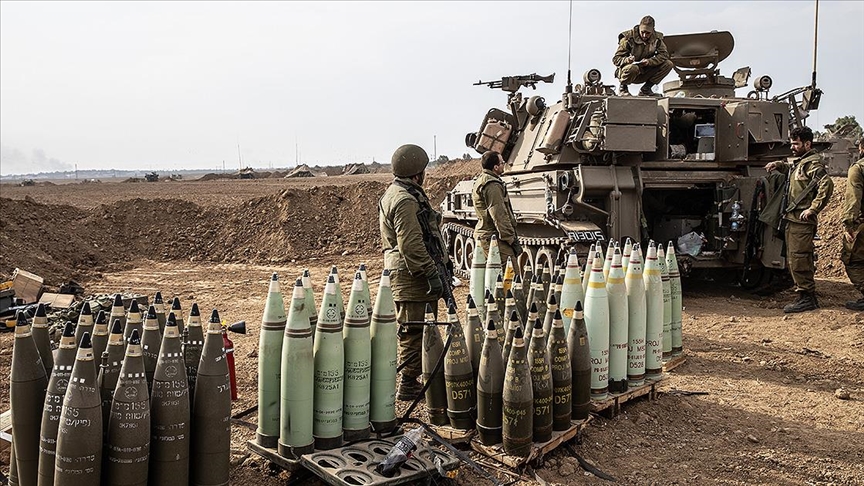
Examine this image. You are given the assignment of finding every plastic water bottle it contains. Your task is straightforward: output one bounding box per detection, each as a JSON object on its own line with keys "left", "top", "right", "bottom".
{"left": 375, "top": 427, "right": 424, "bottom": 477}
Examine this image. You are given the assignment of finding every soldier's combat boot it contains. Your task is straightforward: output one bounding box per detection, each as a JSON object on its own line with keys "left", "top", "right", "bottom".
{"left": 639, "top": 82, "right": 658, "bottom": 97}
{"left": 844, "top": 297, "right": 864, "bottom": 311}
{"left": 783, "top": 291, "right": 818, "bottom": 313}
{"left": 619, "top": 84, "right": 631, "bottom": 97}
{"left": 396, "top": 375, "right": 423, "bottom": 401}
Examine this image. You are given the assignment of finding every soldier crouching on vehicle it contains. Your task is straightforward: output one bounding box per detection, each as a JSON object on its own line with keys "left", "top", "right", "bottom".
{"left": 379, "top": 144, "right": 454, "bottom": 400}
{"left": 765, "top": 126, "right": 833, "bottom": 313}
{"left": 842, "top": 138, "right": 864, "bottom": 310}
{"left": 612, "top": 15, "right": 675, "bottom": 97}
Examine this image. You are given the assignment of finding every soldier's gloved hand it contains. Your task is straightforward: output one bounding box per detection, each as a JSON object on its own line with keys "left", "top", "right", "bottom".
{"left": 427, "top": 273, "right": 444, "bottom": 297}
{"left": 512, "top": 241, "right": 524, "bottom": 256}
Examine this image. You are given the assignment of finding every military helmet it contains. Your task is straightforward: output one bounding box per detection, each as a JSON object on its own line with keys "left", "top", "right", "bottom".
{"left": 391, "top": 144, "right": 429, "bottom": 177}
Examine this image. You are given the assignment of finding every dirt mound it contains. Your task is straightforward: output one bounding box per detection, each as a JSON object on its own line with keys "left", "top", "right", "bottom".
{"left": 816, "top": 176, "right": 849, "bottom": 279}
{"left": 197, "top": 172, "right": 238, "bottom": 182}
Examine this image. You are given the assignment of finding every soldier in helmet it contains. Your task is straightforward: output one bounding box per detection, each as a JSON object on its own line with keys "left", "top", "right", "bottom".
{"left": 612, "top": 15, "right": 674, "bottom": 97}
{"left": 765, "top": 126, "right": 834, "bottom": 313}
{"left": 842, "top": 138, "right": 864, "bottom": 310}
{"left": 472, "top": 150, "right": 522, "bottom": 265}
{"left": 379, "top": 144, "right": 452, "bottom": 400}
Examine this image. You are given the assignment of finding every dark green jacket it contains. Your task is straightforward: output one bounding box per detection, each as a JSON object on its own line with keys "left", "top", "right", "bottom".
{"left": 773, "top": 150, "right": 834, "bottom": 225}
{"left": 379, "top": 177, "right": 448, "bottom": 302}
{"left": 612, "top": 26, "right": 670, "bottom": 77}
{"left": 472, "top": 169, "right": 518, "bottom": 246}
{"left": 843, "top": 158, "right": 864, "bottom": 230}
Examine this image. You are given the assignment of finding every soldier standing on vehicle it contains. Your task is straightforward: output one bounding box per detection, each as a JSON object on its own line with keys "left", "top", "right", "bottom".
{"left": 472, "top": 151, "right": 522, "bottom": 265}
{"left": 765, "top": 126, "right": 834, "bottom": 313}
{"left": 842, "top": 138, "right": 864, "bottom": 310}
{"left": 612, "top": 15, "right": 675, "bottom": 97}
{"left": 379, "top": 144, "right": 453, "bottom": 400}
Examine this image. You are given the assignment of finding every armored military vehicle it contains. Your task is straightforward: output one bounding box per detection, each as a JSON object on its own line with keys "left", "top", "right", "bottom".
{"left": 441, "top": 31, "right": 823, "bottom": 289}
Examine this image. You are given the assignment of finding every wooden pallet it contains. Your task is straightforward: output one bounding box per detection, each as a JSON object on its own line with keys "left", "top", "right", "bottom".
{"left": 663, "top": 354, "right": 687, "bottom": 373}
{"left": 428, "top": 423, "right": 476, "bottom": 444}
{"left": 0, "top": 409, "right": 11, "bottom": 452}
{"left": 469, "top": 416, "right": 592, "bottom": 468}
{"left": 246, "top": 440, "right": 304, "bottom": 472}
{"left": 589, "top": 375, "right": 664, "bottom": 417}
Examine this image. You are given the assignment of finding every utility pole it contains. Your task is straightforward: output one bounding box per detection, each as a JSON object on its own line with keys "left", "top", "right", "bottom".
{"left": 237, "top": 144, "right": 242, "bottom": 170}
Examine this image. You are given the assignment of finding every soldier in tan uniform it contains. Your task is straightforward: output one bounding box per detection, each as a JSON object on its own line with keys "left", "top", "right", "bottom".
{"left": 379, "top": 144, "right": 451, "bottom": 400}
{"left": 612, "top": 15, "right": 675, "bottom": 97}
{"left": 842, "top": 138, "right": 864, "bottom": 310}
{"left": 765, "top": 126, "right": 834, "bottom": 313}
{"left": 472, "top": 151, "right": 522, "bottom": 265}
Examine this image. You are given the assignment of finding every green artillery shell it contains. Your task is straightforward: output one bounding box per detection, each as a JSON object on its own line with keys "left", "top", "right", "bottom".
{"left": 502, "top": 309, "right": 521, "bottom": 368}
{"left": 10, "top": 441, "right": 19, "bottom": 486}
{"left": 149, "top": 313, "right": 190, "bottom": 484}
{"left": 560, "top": 249, "right": 584, "bottom": 336}
{"left": 302, "top": 269, "right": 318, "bottom": 340}
{"left": 279, "top": 279, "right": 315, "bottom": 458}
{"left": 541, "top": 293, "right": 559, "bottom": 344}
{"left": 369, "top": 270, "right": 397, "bottom": 434}
{"left": 553, "top": 274, "right": 564, "bottom": 310}
{"left": 485, "top": 293, "right": 503, "bottom": 348}
{"left": 191, "top": 311, "right": 231, "bottom": 486}
{"left": 585, "top": 252, "right": 610, "bottom": 400}
{"left": 502, "top": 327, "right": 533, "bottom": 457}
{"left": 32, "top": 303, "right": 53, "bottom": 375}
{"left": 342, "top": 273, "right": 372, "bottom": 442}
{"left": 484, "top": 235, "right": 503, "bottom": 305}
{"left": 666, "top": 242, "right": 684, "bottom": 355}
{"left": 476, "top": 319, "right": 504, "bottom": 445}
{"left": 99, "top": 320, "right": 125, "bottom": 439}
{"left": 626, "top": 244, "right": 647, "bottom": 385}
{"left": 511, "top": 274, "right": 528, "bottom": 330}
{"left": 105, "top": 329, "right": 150, "bottom": 486}
{"left": 535, "top": 268, "right": 549, "bottom": 320}
{"left": 38, "top": 322, "right": 76, "bottom": 486}
{"left": 658, "top": 247, "right": 673, "bottom": 358}
{"left": 540, "top": 261, "right": 552, "bottom": 304}
{"left": 55, "top": 332, "right": 102, "bottom": 485}
{"left": 358, "top": 263, "right": 372, "bottom": 321}
{"left": 422, "top": 304, "right": 449, "bottom": 426}
{"left": 470, "top": 242, "right": 487, "bottom": 321}
{"left": 443, "top": 304, "right": 475, "bottom": 430}
{"left": 110, "top": 294, "right": 128, "bottom": 336}
{"left": 142, "top": 305, "right": 162, "bottom": 393}
{"left": 463, "top": 295, "right": 483, "bottom": 387}
{"left": 494, "top": 274, "right": 506, "bottom": 321}
{"left": 184, "top": 303, "right": 205, "bottom": 404}
{"left": 10, "top": 312, "right": 49, "bottom": 486}
{"left": 547, "top": 309, "right": 571, "bottom": 431}
{"left": 74, "top": 301, "right": 94, "bottom": 347}
{"left": 313, "top": 275, "right": 344, "bottom": 450}
{"left": 643, "top": 242, "right": 664, "bottom": 379}
{"left": 125, "top": 299, "right": 144, "bottom": 349}
{"left": 503, "top": 289, "right": 521, "bottom": 335}
{"left": 607, "top": 248, "right": 629, "bottom": 393}
{"left": 521, "top": 262, "right": 534, "bottom": 313}
{"left": 567, "top": 302, "right": 591, "bottom": 419}
{"left": 257, "top": 273, "right": 286, "bottom": 448}
{"left": 153, "top": 292, "right": 167, "bottom": 334}
{"left": 529, "top": 320, "right": 553, "bottom": 443}
{"left": 92, "top": 310, "right": 110, "bottom": 365}
{"left": 330, "top": 266, "right": 346, "bottom": 325}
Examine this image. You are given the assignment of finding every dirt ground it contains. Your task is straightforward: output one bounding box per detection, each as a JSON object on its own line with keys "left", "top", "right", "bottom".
{"left": 1, "top": 165, "right": 862, "bottom": 485}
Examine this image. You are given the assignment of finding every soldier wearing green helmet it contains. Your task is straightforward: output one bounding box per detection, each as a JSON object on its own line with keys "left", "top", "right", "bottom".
{"left": 379, "top": 144, "right": 452, "bottom": 400}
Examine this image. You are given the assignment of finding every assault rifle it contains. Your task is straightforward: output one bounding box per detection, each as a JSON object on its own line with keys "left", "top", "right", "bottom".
{"left": 474, "top": 73, "right": 555, "bottom": 93}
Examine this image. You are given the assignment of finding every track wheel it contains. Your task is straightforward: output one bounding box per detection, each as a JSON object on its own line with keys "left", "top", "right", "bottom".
{"left": 453, "top": 233, "right": 466, "bottom": 272}
{"left": 465, "top": 237, "right": 476, "bottom": 270}
{"left": 534, "top": 246, "right": 556, "bottom": 273}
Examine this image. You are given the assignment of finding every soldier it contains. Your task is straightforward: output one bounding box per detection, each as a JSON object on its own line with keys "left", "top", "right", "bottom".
{"left": 842, "top": 138, "right": 864, "bottom": 310}
{"left": 472, "top": 151, "right": 522, "bottom": 265}
{"left": 379, "top": 144, "right": 452, "bottom": 400}
{"left": 612, "top": 15, "right": 674, "bottom": 97}
{"left": 765, "top": 126, "right": 834, "bottom": 313}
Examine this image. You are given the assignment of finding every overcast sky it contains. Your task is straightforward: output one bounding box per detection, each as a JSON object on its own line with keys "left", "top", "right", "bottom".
{"left": 1, "top": 1, "right": 862, "bottom": 175}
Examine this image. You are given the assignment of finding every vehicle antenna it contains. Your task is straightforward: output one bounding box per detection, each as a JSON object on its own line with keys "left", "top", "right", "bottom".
{"left": 811, "top": 0, "right": 819, "bottom": 89}
{"left": 566, "top": 0, "right": 573, "bottom": 90}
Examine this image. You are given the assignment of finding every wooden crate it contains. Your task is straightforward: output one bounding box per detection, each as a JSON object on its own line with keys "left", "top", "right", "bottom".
{"left": 589, "top": 375, "right": 666, "bottom": 417}
{"left": 428, "top": 423, "right": 476, "bottom": 444}
{"left": 469, "top": 416, "right": 592, "bottom": 468}
{"left": 663, "top": 354, "right": 687, "bottom": 372}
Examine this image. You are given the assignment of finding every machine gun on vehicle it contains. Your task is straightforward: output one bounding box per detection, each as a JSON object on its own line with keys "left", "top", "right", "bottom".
{"left": 474, "top": 73, "right": 555, "bottom": 92}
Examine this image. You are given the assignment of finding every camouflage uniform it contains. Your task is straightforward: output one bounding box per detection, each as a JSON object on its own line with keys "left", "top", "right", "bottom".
{"left": 379, "top": 177, "right": 448, "bottom": 380}
{"left": 472, "top": 169, "right": 520, "bottom": 265}
{"left": 612, "top": 26, "right": 675, "bottom": 87}
{"left": 842, "top": 158, "right": 864, "bottom": 298}
{"left": 773, "top": 150, "right": 834, "bottom": 294}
